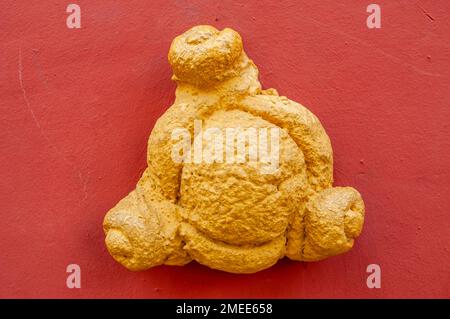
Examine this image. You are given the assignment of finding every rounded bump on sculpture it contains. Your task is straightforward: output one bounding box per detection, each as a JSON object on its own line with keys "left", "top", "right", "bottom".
{"left": 168, "top": 25, "right": 243, "bottom": 86}
{"left": 105, "top": 229, "right": 133, "bottom": 259}
{"left": 344, "top": 196, "right": 365, "bottom": 239}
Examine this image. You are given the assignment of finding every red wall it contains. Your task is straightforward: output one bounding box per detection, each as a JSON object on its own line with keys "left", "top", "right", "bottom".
{"left": 1, "top": 0, "right": 449, "bottom": 298}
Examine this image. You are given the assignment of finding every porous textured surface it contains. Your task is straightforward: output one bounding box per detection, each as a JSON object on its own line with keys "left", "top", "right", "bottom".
{"left": 103, "top": 25, "right": 365, "bottom": 273}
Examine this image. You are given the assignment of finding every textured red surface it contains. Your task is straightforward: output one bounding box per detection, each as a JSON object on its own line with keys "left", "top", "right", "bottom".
{"left": 1, "top": 0, "right": 449, "bottom": 298}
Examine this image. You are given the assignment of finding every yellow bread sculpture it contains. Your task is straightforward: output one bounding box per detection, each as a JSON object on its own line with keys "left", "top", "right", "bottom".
{"left": 103, "top": 25, "right": 365, "bottom": 273}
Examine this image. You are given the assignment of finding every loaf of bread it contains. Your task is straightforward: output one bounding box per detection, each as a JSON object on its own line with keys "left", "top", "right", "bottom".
{"left": 103, "top": 25, "right": 365, "bottom": 273}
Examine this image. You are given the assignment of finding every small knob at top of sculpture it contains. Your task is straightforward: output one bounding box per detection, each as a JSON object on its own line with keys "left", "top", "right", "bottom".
{"left": 168, "top": 25, "right": 243, "bottom": 87}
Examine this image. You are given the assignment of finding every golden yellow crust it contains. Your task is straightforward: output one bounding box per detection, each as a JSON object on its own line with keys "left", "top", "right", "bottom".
{"left": 169, "top": 25, "right": 243, "bottom": 87}
{"left": 103, "top": 25, "right": 365, "bottom": 273}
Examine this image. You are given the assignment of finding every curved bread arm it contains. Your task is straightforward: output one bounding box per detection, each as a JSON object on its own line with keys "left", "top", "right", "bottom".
{"left": 103, "top": 170, "right": 191, "bottom": 270}
{"left": 238, "top": 94, "right": 333, "bottom": 192}
{"left": 297, "top": 187, "right": 365, "bottom": 261}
